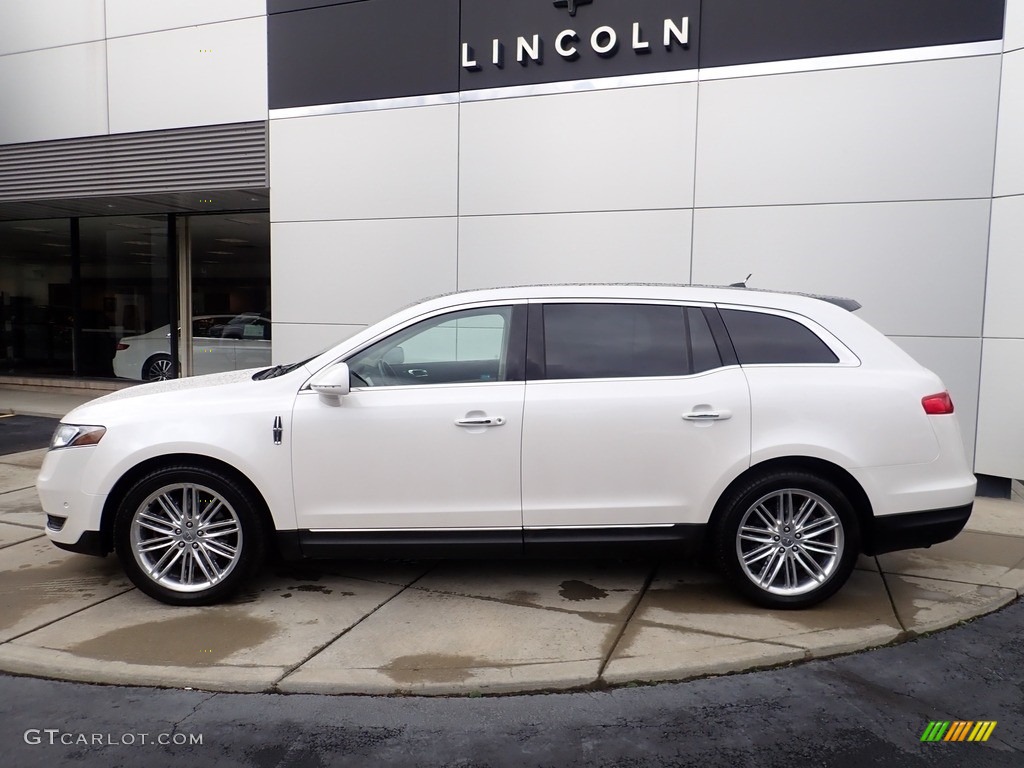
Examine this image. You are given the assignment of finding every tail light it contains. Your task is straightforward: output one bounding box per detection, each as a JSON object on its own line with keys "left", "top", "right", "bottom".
{"left": 922, "top": 392, "right": 954, "bottom": 415}
{"left": 115, "top": 342, "right": 129, "bottom": 351}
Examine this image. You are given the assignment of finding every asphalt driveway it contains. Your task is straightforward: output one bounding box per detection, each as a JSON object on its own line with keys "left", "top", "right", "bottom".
{"left": 0, "top": 415, "right": 57, "bottom": 455}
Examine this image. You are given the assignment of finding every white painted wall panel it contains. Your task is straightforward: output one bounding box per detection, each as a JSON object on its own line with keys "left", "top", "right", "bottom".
{"left": 270, "top": 106, "right": 458, "bottom": 223}
{"left": 460, "top": 84, "right": 697, "bottom": 216}
{"left": 458, "top": 209, "right": 692, "bottom": 290}
{"left": 994, "top": 48, "right": 1024, "bottom": 197}
{"left": 975, "top": 338, "right": 1024, "bottom": 478}
{"left": 1006, "top": 0, "right": 1024, "bottom": 53}
{"left": 272, "top": 218, "right": 457, "bottom": 327}
{"left": 983, "top": 194, "right": 1024, "bottom": 338}
{"left": 0, "top": 0, "right": 105, "bottom": 55}
{"left": 105, "top": 0, "right": 265, "bottom": 38}
{"left": 0, "top": 43, "right": 108, "bottom": 144}
{"left": 696, "top": 56, "right": 1001, "bottom": 207}
{"left": 891, "top": 336, "right": 981, "bottom": 465}
{"left": 691, "top": 200, "right": 990, "bottom": 338}
{"left": 107, "top": 17, "right": 267, "bottom": 134}
{"left": 273, "top": 323, "right": 365, "bottom": 365}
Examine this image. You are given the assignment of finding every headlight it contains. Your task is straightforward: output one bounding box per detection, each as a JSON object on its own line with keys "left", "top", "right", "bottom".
{"left": 50, "top": 424, "right": 106, "bottom": 450}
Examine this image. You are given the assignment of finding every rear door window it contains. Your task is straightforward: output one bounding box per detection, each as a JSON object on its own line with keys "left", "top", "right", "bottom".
{"left": 719, "top": 309, "right": 838, "bottom": 364}
{"left": 540, "top": 303, "right": 721, "bottom": 380}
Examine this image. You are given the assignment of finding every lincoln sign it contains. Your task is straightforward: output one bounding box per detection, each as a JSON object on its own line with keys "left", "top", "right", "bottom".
{"left": 461, "top": 17, "right": 690, "bottom": 70}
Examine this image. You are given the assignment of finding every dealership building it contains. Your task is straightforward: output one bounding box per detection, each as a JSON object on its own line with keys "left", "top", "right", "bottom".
{"left": 0, "top": 0, "right": 1022, "bottom": 489}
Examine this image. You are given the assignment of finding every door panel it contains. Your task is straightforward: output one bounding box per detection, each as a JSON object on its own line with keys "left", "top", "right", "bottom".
{"left": 291, "top": 303, "right": 526, "bottom": 531}
{"left": 291, "top": 383, "right": 525, "bottom": 529}
{"left": 521, "top": 369, "right": 750, "bottom": 527}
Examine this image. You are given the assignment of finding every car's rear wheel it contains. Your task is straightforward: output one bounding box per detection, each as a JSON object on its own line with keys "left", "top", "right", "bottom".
{"left": 143, "top": 354, "right": 174, "bottom": 381}
{"left": 715, "top": 470, "right": 859, "bottom": 609}
{"left": 113, "top": 465, "right": 264, "bottom": 605}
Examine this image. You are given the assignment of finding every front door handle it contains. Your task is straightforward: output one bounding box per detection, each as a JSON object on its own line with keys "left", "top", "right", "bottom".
{"left": 455, "top": 416, "right": 506, "bottom": 427}
{"left": 683, "top": 410, "right": 732, "bottom": 421}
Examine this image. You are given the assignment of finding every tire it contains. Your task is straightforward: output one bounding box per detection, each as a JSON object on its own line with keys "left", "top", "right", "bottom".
{"left": 113, "top": 465, "right": 265, "bottom": 606}
{"left": 143, "top": 354, "right": 174, "bottom": 381}
{"left": 713, "top": 470, "right": 860, "bottom": 609}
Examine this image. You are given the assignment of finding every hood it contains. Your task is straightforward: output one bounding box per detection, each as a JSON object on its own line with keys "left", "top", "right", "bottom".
{"left": 63, "top": 368, "right": 263, "bottom": 422}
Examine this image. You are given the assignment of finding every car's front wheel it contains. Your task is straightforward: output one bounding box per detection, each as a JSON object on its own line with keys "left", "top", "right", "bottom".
{"left": 714, "top": 470, "right": 860, "bottom": 609}
{"left": 113, "top": 465, "right": 265, "bottom": 605}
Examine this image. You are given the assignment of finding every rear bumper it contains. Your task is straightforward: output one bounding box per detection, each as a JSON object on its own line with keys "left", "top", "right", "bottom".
{"left": 865, "top": 502, "right": 973, "bottom": 556}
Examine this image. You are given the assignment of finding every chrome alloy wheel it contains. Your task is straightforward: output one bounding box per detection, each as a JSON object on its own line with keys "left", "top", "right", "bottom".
{"left": 145, "top": 356, "right": 173, "bottom": 381}
{"left": 129, "top": 483, "right": 243, "bottom": 593}
{"left": 735, "top": 488, "right": 845, "bottom": 597}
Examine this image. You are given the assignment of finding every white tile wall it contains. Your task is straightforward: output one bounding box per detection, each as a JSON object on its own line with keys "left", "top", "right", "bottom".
{"left": 976, "top": 338, "right": 1024, "bottom": 479}
{"left": 891, "top": 336, "right": 981, "bottom": 464}
{"left": 105, "top": 0, "right": 266, "bottom": 38}
{"left": 107, "top": 17, "right": 267, "bottom": 134}
{"left": 0, "top": 43, "right": 108, "bottom": 144}
{"left": 983, "top": 194, "right": 1024, "bottom": 339}
{"left": 994, "top": 48, "right": 1024, "bottom": 198}
{"left": 271, "top": 218, "right": 457, "bottom": 327}
{"left": 1006, "top": 0, "right": 1024, "bottom": 53}
{"left": 0, "top": 0, "right": 105, "bottom": 55}
{"left": 457, "top": 209, "right": 692, "bottom": 289}
{"left": 696, "top": 55, "right": 1001, "bottom": 207}
{"left": 691, "top": 199, "right": 991, "bottom": 338}
{"left": 459, "top": 83, "right": 697, "bottom": 216}
{"left": 272, "top": 323, "right": 365, "bottom": 365}
{"left": 270, "top": 105, "right": 459, "bottom": 223}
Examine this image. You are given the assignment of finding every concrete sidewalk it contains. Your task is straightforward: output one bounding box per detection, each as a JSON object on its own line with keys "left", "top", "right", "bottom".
{"left": 0, "top": 446, "right": 1021, "bottom": 696}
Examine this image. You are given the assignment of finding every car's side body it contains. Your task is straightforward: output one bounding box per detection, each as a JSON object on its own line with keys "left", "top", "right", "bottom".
{"left": 37, "top": 285, "right": 977, "bottom": 607}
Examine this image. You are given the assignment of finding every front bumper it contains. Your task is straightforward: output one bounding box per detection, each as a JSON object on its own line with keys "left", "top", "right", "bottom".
{"left": 37, "top": 446, "right": 110, "bottom": 556}
{"left": 50, "top": 530, "right": 108, "bottom": 557}
{"left": 865, "top": 502, "right": 973, "bottom": 556}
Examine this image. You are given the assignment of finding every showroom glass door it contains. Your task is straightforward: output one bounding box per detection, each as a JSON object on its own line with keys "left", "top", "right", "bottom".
{"left": 80, "top": 216, "right": 172, "bottom": 380}
{"left": 182, "top": 213, "right": 271, "bottom": 377}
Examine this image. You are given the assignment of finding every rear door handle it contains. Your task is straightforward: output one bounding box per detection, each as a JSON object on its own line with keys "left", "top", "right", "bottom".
{"left": 683, "top": 410, "right": 732, "bottom": 421}
{"left": 455, "top": 417, "right": 506, "bottom": 427}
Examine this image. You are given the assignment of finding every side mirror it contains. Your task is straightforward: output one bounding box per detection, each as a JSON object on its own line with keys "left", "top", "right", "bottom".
{"left": 310, "top": 362, "right": 350, "bottom": 398}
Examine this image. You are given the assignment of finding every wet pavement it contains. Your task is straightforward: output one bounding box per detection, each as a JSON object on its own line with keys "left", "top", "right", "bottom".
{"left": 2, "top": 596, "right": 1022, "bottom": 767}
{"left": 1, "top": 445, "right": 1022, "bottom": 696}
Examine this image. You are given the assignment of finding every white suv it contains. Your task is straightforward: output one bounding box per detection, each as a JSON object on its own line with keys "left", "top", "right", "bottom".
{"left": 37, "top": 285, "right": 976, "bottom": 608}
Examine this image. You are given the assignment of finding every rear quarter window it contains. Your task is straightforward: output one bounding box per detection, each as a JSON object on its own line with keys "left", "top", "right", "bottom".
{"left": 720, "top": 309, "right": 839, "bottom": 365}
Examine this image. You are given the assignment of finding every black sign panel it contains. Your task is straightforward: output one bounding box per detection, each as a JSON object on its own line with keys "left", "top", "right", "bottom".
{"left": 700, "top": 0, "right": 1006, "bottom": 69}
{"left": 269, "top": 0, "right": 459, "bottom": 110}
{"left": 268, "top": 0, "right": 362, "bottom": 14}
{"left": 459, "top": 0, "right": 700, "bottom": 90}
{"left": 268, "top": 0, "right": 1006, "bottom": 111}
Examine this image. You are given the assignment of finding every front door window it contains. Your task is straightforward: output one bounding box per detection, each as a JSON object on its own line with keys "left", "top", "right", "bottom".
{"left": 347, "top": 306, "right": 514, "bottom": 388}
